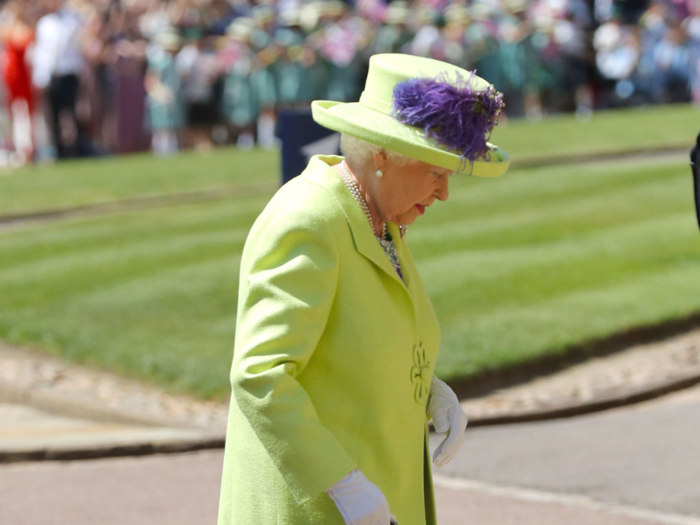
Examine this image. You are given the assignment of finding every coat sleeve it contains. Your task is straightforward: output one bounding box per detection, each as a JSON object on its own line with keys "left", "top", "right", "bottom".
{"left": 230, "top": 201, "right": 356, "bottom": 504}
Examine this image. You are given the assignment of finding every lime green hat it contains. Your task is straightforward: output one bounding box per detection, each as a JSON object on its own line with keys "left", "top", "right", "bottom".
{"left": 311, "top": 54, "right": 510, "bottom": 177}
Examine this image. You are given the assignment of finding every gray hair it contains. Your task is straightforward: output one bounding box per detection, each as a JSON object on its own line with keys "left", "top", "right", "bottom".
{"left": 340, "top": 134, "right": 419, "bottom": 169}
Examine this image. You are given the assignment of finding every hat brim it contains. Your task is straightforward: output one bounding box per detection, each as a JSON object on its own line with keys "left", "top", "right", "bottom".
{"left": 312, "top": 100, "right": 510, "bottom": 177}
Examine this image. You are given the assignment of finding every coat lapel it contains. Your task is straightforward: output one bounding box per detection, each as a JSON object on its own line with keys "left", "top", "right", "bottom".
{"left": 302, "top": 155, "right": 409, "bottom": 290}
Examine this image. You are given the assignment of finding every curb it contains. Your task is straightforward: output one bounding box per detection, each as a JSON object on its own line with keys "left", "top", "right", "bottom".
{"left": 464, "top": 370, "right": 700, "bottom": 428}
{"left": 0, "top": 435, "right": 225, "bottom": 464}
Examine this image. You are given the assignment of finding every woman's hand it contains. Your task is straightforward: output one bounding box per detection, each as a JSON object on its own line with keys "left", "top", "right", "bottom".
{"left": 326, "top": 469, "right": 397, "bottom": 525}
{"left": 428, "top": 377, "right": 468, "bottom": 467}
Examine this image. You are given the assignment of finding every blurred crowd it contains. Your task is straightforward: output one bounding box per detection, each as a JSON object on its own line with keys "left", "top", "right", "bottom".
{"left": 0, "top": 0, "right": 697, "bottom": 163}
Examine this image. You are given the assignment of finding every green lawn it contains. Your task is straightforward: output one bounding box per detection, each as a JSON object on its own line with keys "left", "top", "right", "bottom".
{"left": 1, "top": 153, "right": 698, "bottom": 399}
{"left": 0, "top": 147, "right": 278, "bottom": 217}
{"left": 492, "top": 103, "right": 699, "bottom": 161}
{"left": 0, "top": 104, "right": 697, "bottom": 217}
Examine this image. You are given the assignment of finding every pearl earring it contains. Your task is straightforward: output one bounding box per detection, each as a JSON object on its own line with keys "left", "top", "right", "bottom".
{"left": 376, "top": 169, "right": 383, "bottom": 178}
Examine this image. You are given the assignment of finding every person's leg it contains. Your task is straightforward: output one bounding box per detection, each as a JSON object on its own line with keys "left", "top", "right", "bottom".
{"left": 47, "top": 77, "right": 63, "bottom": 158}
{"left": 51, "top": 74, "right": 81, "bottom": 158}
{"left": 166, "top": 130, "right": 178, "bottom": 155}
{"left": 257, "top": 109, "right": 276, "bottom": 149}
{"left": 63, "top": 74, "right": 81, "bottom": 157}
{"left": 152, "top": 129, "right": 165, "bottom": 156}
{"left": 11, "top": 98, "right": 32, "bottom": 162}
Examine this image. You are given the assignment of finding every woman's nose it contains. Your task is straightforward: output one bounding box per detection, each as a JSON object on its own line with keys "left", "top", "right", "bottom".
{"left": 435, "top": 175, "right": 450, "bottom": 201}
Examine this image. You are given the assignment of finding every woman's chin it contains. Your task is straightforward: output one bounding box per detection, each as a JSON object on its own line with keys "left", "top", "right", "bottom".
{"left": 394, "top": 211, "right": 420, "bottom": 226}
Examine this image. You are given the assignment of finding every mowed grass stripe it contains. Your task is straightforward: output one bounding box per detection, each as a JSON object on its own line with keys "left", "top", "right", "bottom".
{"left": 0, "top": 196, "right": 267, "bottom": 271}
{"left": 0, "top": 201, "right": 264, "bottom": 305}
{"left": 491, "top": 103, "right": 699, "bottom": 161}
{"left": 0, "top": 147, "right": 279, "bottom": 217}
{"left": 422, "top": 213, "right": 695, "bottom": 316}
{"left": 436, "top": 263, "right": 700, "bottom": 377}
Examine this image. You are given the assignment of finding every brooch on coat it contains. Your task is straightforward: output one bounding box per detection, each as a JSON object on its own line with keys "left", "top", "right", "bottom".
{"left": 410, "top": 343, "right": 431, "bottom": 403}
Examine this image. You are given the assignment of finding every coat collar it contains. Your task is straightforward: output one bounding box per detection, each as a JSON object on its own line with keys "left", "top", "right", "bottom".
{"left": 302, "top": 155, "right": 410, "bottom": 289}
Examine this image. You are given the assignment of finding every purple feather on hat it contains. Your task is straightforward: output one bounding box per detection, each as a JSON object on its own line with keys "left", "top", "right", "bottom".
{"left": 392, "top": 71, "right": 505, "bottom": 173}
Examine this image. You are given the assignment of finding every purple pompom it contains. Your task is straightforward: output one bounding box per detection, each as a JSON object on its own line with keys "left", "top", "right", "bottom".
{"left": 392, "top": 71, "right": 504, "bottom": 173}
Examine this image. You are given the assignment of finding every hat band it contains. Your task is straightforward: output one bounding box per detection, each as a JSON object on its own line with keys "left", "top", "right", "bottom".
{"left": 359, "top": 90, "right": 393, "bottom": 115}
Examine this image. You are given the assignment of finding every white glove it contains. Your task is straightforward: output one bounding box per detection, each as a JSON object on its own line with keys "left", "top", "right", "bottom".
{"left": 428, "top": 377, "right": 468, "bottom": 467}
{"left": 325, "top": 469, "right": 398, "bottom": 525}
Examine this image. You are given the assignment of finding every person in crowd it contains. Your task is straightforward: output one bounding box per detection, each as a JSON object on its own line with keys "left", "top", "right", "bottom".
{"left": 493, "top": 0, "right": 531, "bottom": 118}
{"left": 317, "top": 2, "right": 369, "bottom": 103}
{"left": 0, "top": 1, "right": 36, "bottom": 162}
{"left": 139, "top": 0, "right": 177, "bottom": 45}
{"left": 374, "top": 1, "right": 414, "bottom": 55}
{"left": 79, "top": 2, "right": 113, "bottom": 154}
{"left": 32, "top": 0, "right": 85, "bottom": 159}
{"left": 221, "top": 17, "right": 258, "bottom": 149}
{"left": 218, "top": 52, "right": 509, "bottom": 525}
{"left": 441, "top": 4, "right": 470, "bottom": 68}
{"left": 105, "top": 1, "right": 151, "bottom": 155}
{"left": 465, "top": 3, "right": 502, "bottom": 97}
{"left": 206, "top": 0, "right": 236, "bottom": 35}
{"left": 249, "top": 6, "right": 278, "bottom": 149}
{"left": 176, "top": 28, "right": 222, "bottom": 151}
{"left": 652, "top": 22, "right": 692, "bottom": 101}
{"left": 684, "top": 0, "right": 700, "bottom": 50}
{"left": 554, "top": 9, "right": 593, "bottom": 114}
{"left": 272, "top": 8, "right": 307, "bottom": 108}
{"left": 684, "top": 0, "right": 700, "bottom": 102}
{"left": 406, "top": 7, "right": 447, "bottom": 60}
{"left": 145, "top": 29, "right": 184, "bottom": 156}
{"left": 594, "top": 14, "right": 641, "bottom": 105}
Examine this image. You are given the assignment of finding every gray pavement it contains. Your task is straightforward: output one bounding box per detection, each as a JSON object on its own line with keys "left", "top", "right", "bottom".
{"left": 0, "top": 448, "right": 689, "bottom": 525}
{"left": 0, "top": 450, "right": 222, "bottom": 525}
{"left": 432, "top": 384, "right": 700, "bottom": 518}
{"left": 0, "top": 387, "right": 699, "bottom": 524}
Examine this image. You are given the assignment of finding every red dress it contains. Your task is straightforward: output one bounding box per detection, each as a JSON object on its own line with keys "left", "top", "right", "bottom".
{"left": 2, "top": 33, "right": 34, "bottom": 114}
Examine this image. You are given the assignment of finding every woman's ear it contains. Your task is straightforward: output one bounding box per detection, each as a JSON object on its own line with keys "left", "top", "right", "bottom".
{"left": 373, "top": 149, "right": 387, "bottom": 171}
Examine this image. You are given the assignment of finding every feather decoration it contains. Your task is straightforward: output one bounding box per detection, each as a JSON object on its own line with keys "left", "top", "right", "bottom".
{"left": 392, "top": 71, "right": 505, "bottom": 173}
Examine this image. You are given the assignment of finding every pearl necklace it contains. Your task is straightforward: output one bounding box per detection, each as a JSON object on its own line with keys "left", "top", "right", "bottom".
{"left": 338, "top": 161, "right": 387, "bottom": 240}
{"left": 338, "top": 161, "right": 405, "bottom": 280}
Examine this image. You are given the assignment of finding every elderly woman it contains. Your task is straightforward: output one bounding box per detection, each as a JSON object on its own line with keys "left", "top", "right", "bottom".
{"left": 218, "top": 53, "right": 510, "bottom": 525}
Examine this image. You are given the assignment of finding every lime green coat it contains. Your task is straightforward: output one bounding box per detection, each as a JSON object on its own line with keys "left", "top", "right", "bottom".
{"left": 218, "top": 155, "right": 441, "bottom": 525}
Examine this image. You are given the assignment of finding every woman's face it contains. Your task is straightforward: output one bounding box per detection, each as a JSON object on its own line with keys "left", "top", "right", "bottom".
{"left": 372, "top": 154, "right": 453, "bottom": 227}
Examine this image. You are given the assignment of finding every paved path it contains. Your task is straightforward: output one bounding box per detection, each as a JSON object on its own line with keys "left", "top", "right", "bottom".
{"left": 3, "top": 387, "right": 700, "bottom": 525}
{"left": 433, "top": 384, "right": 700, "bottom": 519}
{"left": 0, "top": 450, "right": 685, "bottom": 525}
